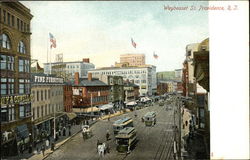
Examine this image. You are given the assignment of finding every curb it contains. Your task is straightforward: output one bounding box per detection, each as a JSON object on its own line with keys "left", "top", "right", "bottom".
{"left": 42, "top": 121, "right": 98, "bottom": 160}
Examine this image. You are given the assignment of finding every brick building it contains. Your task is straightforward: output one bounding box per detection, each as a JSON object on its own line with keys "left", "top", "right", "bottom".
{"left": 71, "top": 73, "right": 110, "bottom": 117}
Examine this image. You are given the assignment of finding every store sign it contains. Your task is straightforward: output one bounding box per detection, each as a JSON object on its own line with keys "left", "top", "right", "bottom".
{"left": 0, "top": 95, "right": 33, "bottom": 105}
{"left": 33, "top": 75, "right": 63, "bottom": 84}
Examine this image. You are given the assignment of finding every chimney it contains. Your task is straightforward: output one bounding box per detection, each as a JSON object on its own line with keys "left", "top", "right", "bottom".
{"left": 88, "top": 73, "right": 92, "bottom": 81}
{"left": 83, "top": 58, "right": 90, "bottom": 63}
{"left": 74, "top": 72, "right": 79, "bottom": 85}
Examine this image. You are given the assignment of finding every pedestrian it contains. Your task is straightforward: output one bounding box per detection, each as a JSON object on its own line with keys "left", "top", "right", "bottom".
{"left": 86, "top": 120, "right": 89, "bottom": 125}
{"left": 82, "top": 131, "right": 85, "bottom": 140}
{"left": 63, "top": 127, "right": 66, "bottom": 136}
{"left": 51, "top": 142, "right": 55, "bottom": 151}
{"left": 106, "top": 130, "right": 110, "bottom": 141}
{"left": 68, "top": 129, "right": 71, "bottom": 136}
{"left": 29, "top": 143, "right": 32, "bottom": 153}
{"left": 46, "top": 139, "right": 49, "bottom": 149}
{"left": 41, "top": 145, "right": 45, "bottom": 156}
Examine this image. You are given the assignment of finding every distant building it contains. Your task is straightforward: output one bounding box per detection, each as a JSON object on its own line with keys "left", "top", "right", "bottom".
{"left": 124, "top": 80, "right": 140, "bottom": 102}
{"left": 174, "top": 69, "right": 182, "bottom": 81}
{"left": 120, "top": 54, "right": 145, "bottom": 66}
{"left": 157, "top": 81, "right": 168, "bottom": 95}
{"left": 0, "top": 2, "right": 33, "bottom": 157}
{"left": 64, "top": 83, "right": 73, "bottom": 112}
{"left": 92, "top": 74, "right": 124, "bottom": 105}
{"left": 157, "top": 71, "right": 175, "bottom": 82}
{"left": 89, "top": 65, "right": 156, "bottom": 96}
{"left": 71, "top": 73, "right": 110, "bottom": 117}
{"left": 43, "top": 58, "right": 95, "bottom": 80}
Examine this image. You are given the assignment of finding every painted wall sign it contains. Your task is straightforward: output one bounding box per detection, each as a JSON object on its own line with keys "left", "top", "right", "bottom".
{"left": 0, "top": 95, "right": 33, "bottom": 105}
{"left": 33, "top": 75, "right": 63, "bottom": 84}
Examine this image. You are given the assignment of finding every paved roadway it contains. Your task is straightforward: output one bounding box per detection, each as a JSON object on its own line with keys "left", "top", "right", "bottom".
{"left": 46, "top": 103, "right": 175, "bottom": 160}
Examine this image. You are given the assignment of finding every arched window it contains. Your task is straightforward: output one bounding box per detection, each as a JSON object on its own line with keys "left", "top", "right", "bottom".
{"left": 18, "top": 41, "right": 26, "bottom": 53}
{"left": 0, "top": 34, "right": 11, "bottom": 49}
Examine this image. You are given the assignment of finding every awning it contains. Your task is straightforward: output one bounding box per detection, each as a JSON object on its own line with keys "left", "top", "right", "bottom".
{"left": 73, "top": 107, "right": 100, "bottom": 113}
{"left": 16, "top": 124, "right": 29, "bottom": 140}
{"left": 99, "top": 104, "right": 113, "bottom": 110}
{"left": 66, "top": 112, "right": 77, "bottom": 120}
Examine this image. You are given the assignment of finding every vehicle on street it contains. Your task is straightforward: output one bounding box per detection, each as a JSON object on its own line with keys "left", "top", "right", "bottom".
{"left": 82, "top": 125, "right": 92, "bottom": 139}
{"left": 143, "top": 111, "right": 156, "bottom": 126}
{"left": 159, "top": 100, "right": 165, "bottom": 106}
{"left": 115, "top": 127, "right": 137, "bottom": 153}
{"left": 113, "top": 117, "right": 134, "bottom": 135}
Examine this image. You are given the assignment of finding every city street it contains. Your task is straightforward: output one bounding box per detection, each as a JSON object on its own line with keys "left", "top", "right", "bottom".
{"left": 46, "top": 103, "right": 175, "bottom": 160}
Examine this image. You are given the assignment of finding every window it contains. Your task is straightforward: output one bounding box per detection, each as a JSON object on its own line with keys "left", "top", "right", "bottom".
{"left": 25, "top": 79, "right": 30, "bottom": 94}
{"left": 19, "top": 105, "right": 25, "bottom": 118}
{"left": 0, "top": 55, "right": 6, "bottom": 69}
{"left": 45, "top": 104, "right": 47, "bottom": 115}
{"left": 19, "top": 59, "right": 24, "bottom": 72}
{"left": 41, "top": 90, "right": 43, "bottom": 101}
{"left": 7, "top": 13, "right": 10, "bottom": 25}
{"left": 0, "top": 55, "right": 14, "bottom": 70}
{"left": 37, "top": 106, "right": 40, "bottom": 118}
{"left": 33, "top": 108, "right": 35, "bottom": 119}
{"left": 19, "top": 79, "right": 25, "bottom": 94}
{"left": 48, "top": 90, "right": 50, "bottom": 99}
{"left": 19, "top": 59, "right": 29, "bottom": 72}
{"left": 41, "top": 105, "right": 44, "bottom": 117}
{"left": 1, "top": 78, "right": 7, "bottom": 95}
{"left": 25, "top": 104, "right": 31, "bottom": 117}
{"left": 0, "top": 34, "right": 11, "bottom": 49}
{"left": 17, "top": 18, "right": 20, "bottom": 30}
{"left": 21, "top": 21, "right": 23, "bottom": 31}
{"left": 3, "top": 10, "right": 6, "bottom": 23}
{"left": 11, "top": 15, "right": 14, "bottom": 27}
{"left": 1, "top": 106, "right": 7, "bottom": 122}
{"left": 18, "top": 41, "right": 26, "bottom": 53}
{"left": 37, "top": 91, "right": 39, "bottom": 101}
{"left": 8, "top": 78, "right": 14, "bottom": 94}
{"left": 45, "top": 89, "right": 47, "bottom": 100}
{"left": 8, "top": 105, "right": 15, "bottom": 121}
{"left": 7, "top": 56, "right": 14, "bottom": 70}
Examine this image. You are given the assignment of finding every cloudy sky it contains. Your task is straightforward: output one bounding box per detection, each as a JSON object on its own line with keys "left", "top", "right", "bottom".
{"left": 22, "top": 1, "right": 209, "bottom": 71}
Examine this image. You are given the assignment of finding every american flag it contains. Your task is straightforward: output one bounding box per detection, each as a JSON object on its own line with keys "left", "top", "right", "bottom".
{"left": 49, "top": 33, "right": 56, "bottom": 49}
{"left": 153, "top": 52, "right": 158, "bottom": 59}
{"left": 131, "top": 38, "right": 136, "bottom": 48}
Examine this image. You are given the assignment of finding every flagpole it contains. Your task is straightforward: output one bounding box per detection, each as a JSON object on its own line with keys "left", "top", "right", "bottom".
{"left": 50, "top": 45, "right": 52, "bottom": 75}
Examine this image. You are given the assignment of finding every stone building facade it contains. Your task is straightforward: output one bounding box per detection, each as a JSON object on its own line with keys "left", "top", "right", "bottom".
{"left": 0, "top": 2, "right": 33, "bottom": 157}
{"left": 31, "top": 73, "right": 65, "bottom": 143}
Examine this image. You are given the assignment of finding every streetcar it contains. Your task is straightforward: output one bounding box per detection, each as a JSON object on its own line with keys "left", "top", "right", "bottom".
{"left": 113, "top": 117, "right": 133, "bottom": 135}
{"left": 143, "top": 111, "right": 156, "bottom": 126}
{"left": 115, "top": 127, "right": 137, "bottom": 153}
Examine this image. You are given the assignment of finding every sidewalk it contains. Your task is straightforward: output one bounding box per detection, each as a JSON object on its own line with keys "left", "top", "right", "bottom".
{"left": 4, "top": 123, "right": 84, "bottom": 160}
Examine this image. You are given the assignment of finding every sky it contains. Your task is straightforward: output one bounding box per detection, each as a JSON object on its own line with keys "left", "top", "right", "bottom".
{"left": 22, "top": 1, "right": 209, "bottom": 72}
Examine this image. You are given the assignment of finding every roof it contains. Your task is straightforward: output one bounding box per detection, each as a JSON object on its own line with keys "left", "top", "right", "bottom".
{"left": 113, "top": 117, "right": 132, "bottom": 125}
{"left": 117, "top": 127, "right": 135, "bottom": 135}
{"left": 144, "top": 111, "right": 156, "bottom": 118}
{"left": 69, "top": 78, "right": 109, "bottom": 87}
{"left": 94, "top": 65, "right": 156, "bottom": 70}
{"left": 43, "top": 61, "right": 94, "bottom": 66}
